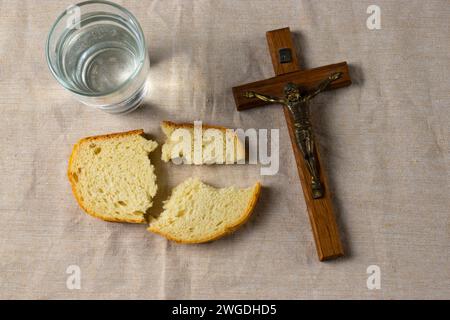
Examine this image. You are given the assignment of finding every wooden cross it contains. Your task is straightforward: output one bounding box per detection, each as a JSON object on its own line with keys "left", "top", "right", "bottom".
{"left": 232, "top": 27, "right": 351, "bottom": 261}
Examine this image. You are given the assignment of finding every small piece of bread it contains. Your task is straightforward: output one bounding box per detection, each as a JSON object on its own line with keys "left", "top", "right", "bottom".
{"left": 68, "top": 130, "right": 158, "bottom": 223}
{"left": 148, "top": 178, "right": 261, "bottom": 243}
{"left": 160, "top": 120, "right": 245, "bottom": 164}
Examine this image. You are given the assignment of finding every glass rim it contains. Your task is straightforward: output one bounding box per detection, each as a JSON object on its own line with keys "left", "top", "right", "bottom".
{"left": 45, "top": 0, "right": 147, "bottom": 97}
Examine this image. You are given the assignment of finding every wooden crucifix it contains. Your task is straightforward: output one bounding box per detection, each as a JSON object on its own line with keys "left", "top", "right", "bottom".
{"left": 232, "top": 27, "right": 351, "bottom": 261}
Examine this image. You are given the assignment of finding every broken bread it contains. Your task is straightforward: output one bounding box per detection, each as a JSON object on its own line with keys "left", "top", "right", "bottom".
{"left": 68, "top": 130, "right": 158, "bottom": 223}
{"left": 160, "top": 120, "right": 245, "bottom": 164}
{"left": 148, "top": 178, "right": 261, "bottom": 243}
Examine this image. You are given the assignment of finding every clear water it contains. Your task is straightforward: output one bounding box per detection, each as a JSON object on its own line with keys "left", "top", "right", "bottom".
{"left": 56, "top": 15, "right": 142, "bottom": 94}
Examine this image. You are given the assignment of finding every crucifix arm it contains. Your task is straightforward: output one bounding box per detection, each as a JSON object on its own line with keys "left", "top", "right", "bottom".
{"left": 305, "top": 72, "right": 343, "bottom": 100}
{"left": 244, "top": 91, "right": 285, "bottom": 104}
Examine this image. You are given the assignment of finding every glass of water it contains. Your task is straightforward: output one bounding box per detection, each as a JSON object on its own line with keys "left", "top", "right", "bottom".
{"left": 46, "top": 1, "right": 149, "bottom": 114}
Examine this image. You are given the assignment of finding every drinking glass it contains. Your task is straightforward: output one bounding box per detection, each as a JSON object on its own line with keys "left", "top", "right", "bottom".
{"left": 46, "top": 0, "right": 149, "bottom": 114}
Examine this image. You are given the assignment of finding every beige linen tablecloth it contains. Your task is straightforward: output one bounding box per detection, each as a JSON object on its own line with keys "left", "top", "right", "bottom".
{"left": 0, "top": 0, "right": 449, "bottom": 299}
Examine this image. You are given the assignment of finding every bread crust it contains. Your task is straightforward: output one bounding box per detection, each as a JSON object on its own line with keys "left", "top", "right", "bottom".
{"left": 147, "top": 182, "right": 261, "bottom": 243}
{"left": 68, "top": 129, "right": 149, "bottom": 224}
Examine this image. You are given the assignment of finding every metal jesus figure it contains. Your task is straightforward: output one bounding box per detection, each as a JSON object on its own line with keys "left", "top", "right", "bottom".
{"left": 244, "top": 72, "right": 343, "bottom": 199}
